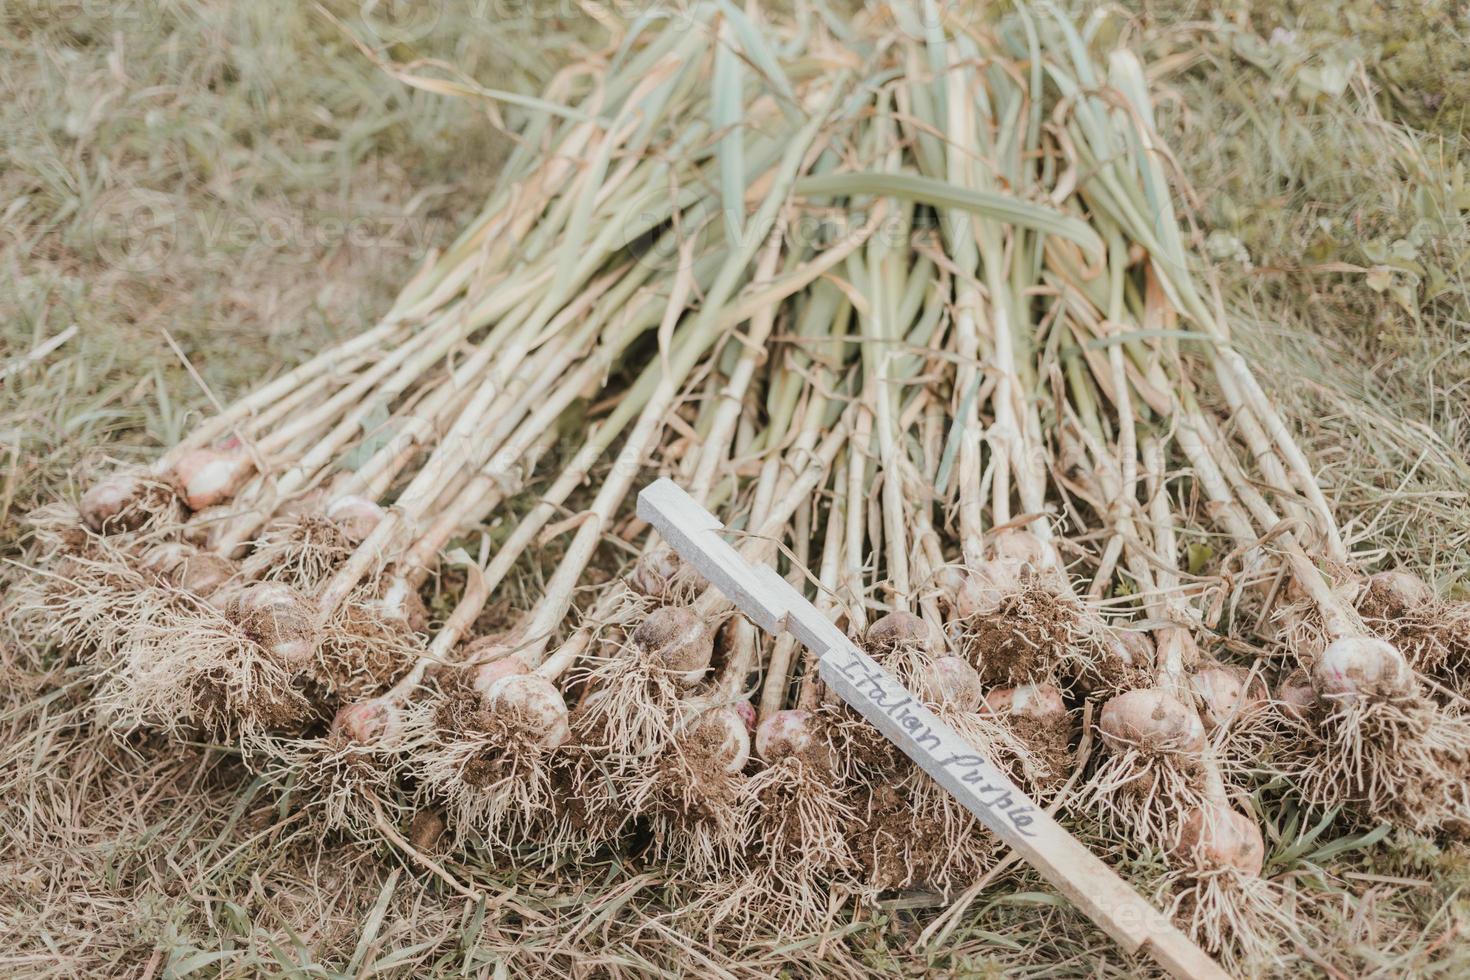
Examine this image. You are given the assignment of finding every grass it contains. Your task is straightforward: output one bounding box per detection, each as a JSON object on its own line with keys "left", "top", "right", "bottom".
{"left": 2, "top": 1, "right": 1469, "bottom": 975}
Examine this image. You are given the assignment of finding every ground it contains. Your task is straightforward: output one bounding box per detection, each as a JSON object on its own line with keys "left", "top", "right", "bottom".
{"left": 2, "top": 1, "right": 1468, "bottom": 976}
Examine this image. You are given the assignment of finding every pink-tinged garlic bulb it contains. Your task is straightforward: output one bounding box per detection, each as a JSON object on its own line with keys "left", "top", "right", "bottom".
{"left": 226, "top": 582, "right": 316, "bottom": 668}
{"left": 326, "top": 494, "right": 386, "bottom": 543}
{"left": 173, "top": 448, "right": 252, "bottom": 511}
{"left": 632, "top": 606, "right": 713, "bottom": 685}
{"left": 1312, "top": 637, "right": 1413, "bottom": 700}
{"left": 1190, "top": 664, "right": 1267, "bottom": 731}
{"left": 626, "top": 548, "right": 684, "bottom": 597}
{"left": 865, "top": 610, "right": 940, "bottom": 655}
{"left": 1174, "top": 804, "right": 1265, "bottom": 876}
{"left": 331, "top": 698, "right": 404, "bottom": 745}
{"left": 275, "top": 488, "right": 326, "bottom": 520}
{"left": 992, "top": 529, "right": 1048, "bottom": 567}
{"left": 733, "top": 699, "right": 757, "bottom": 733}
{"left": 921, "top": 656, "right": 984, "bottom": 711}
{"left": 80, "top": 475, "right": 148, "bottom": 533}
{"left": 951, "top": 557, "right": 1027, "bottom": 618}
{"left": 1362, "top": 570, "right": 1435, "bottom": 618}
{"left": 483, "top": 674, "right": 570, "bottom": 749}
{"left": 1099, "top": 688, "right": 1206, "bottom": 754}
{"left": 1276, "top": 668, "right": 1318, "bottom": 722}
{"left": 687, "top": 706, "right": 751, "bottom": 774}
{"left": 985, "top": 682, "right": 1068, "bottom": 723}
{"left": 469, "top": 653, "right": 531, "bottom": 696}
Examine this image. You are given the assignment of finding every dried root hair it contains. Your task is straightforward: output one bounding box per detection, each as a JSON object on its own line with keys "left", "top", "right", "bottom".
{"left": 978, "top": 708, "right": 1072, "bottom": 795}
{"left": 75, "top": 473, "right": 186, "bottom": 537}
{"left": 102, "top": 599, "right": 314, "bottom": 738}
{"left": 623, "top": 547, "right": 705, "bottom": 606}
{"left": 566, "top": 635, "right": 689, "bottom": 758}
{"left": 628, "top": 746, "right": 751, "bottom": 880}
{"left": 1281, "top": 692, "right": 1470, "bottom": 833}
{"left": 313, "top": 587, "right": 424, "bottom": 702}
{"left": 1073, "top": 623, "right": 1156, "bottom": 697}
{"left": 685, "top": 863, "right": 856, "bottom": 939}
{"left": 249, "top": 726, "right": 404, "bottom": 837}
{"left": 861, "top": 610, "right": 941, "bottom": 689}
{"left": 1357, "top": 583, "right": 1470, "bottom": 687}
{"left": 401, "top": 691, "right": 561, "bottom": 851}
{"left": 239, "top": 512, "right": 359, "bottom": 591}
{"left": 859, "top": 767, "right": 996, "bottom": 893}
{"left": 14, "top": 545, "right": 312, "bottom": 737}
{"left": 539, "top": 743, "right": 635, "bottom": 860}
{"left": 1163, "top": 868, "right": 1322, "bottom": 969}
{"left": 742, "top": 754, "right": 858, "bottom": 880}
{"left": 1080, "top": 748, "right": 1210, "bottom": 852}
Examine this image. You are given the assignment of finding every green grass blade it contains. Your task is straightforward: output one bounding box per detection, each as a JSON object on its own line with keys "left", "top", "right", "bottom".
{"left": 795, "top": 171, "right": 1105, "bottom": 259}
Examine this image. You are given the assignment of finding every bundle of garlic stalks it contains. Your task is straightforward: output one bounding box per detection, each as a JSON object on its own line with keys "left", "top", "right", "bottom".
{"left": 13, "top": 1, "right": 1470, "bottom": 971}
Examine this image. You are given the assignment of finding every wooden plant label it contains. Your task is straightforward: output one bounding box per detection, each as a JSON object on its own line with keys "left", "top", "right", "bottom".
{"left": 637, "top": 478, "right": 1228, "bottom": 980}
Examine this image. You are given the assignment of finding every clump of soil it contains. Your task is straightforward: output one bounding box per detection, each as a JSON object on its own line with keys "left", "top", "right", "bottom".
{"left": 956, "top": 583, "right": 1079, "bottom": 686}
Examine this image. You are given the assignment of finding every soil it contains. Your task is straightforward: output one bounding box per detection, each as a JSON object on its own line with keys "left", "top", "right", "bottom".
{"left": 959, "top": 584, "right": 1079, "bottom": 686}
{"left": 1010, "top": 714, "right": 1074, "bottom": 790}
{"left": 241, "top": 515, "right": 356, "bottom": 590}
{"left": 649, "top": 724, "right": 743, "bottom": 822}
{"left": 408, "top": 809, "right": 447, "bottom": 852}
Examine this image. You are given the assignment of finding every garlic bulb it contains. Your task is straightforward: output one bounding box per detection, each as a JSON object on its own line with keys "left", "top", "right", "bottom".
{"left": 469, "top": 653, "right": 531, "bottom": 696}
{"left": 331, "top": 698, "right": 404, "bottom": 745}
{"left": 1099, "top": 688, "right": 1205, "bottom": 754}
{"left": 1174, "top": 803, "right": 1265, "bottom": 876}
{"left": 177, "top": 553, "right": 236, "bottom": 596}
{"left": 483, "top": 674, "right": 570, "bottom": 749}
{"left": 921, "top": 656, "right": 984, "bottom": 711}
{"left": 1190, "top": 664, "right": 1266, "bottom": 730}
{"left": 626, "top": 548, "right": 684, "bottom": 597}
{"left": 985, "top": 682, "right": 1067, "bottom": 723}
{"left": 1312, "top": 636, "right": 1413, "bottom": 699}
{"left": 143, "top": 544, "right": 234, "bottom": 596}
{"left": 326, "top": 494, "right": 386, "bottom": 543}
{"left": 755, "top": 709, "right": 822, "bottom": 764}
{"left": 687, "top": 706, "right": 751, "bottom": 774}
{"left": 140, "top": 542, "right": 192, "bottom": 574}
{"left": 1362, "top": 570, "right": 1434, "bottom": 618}
{"left": 1109, "top": 630, "right": 1155, "bottom": 670}
{"left": 951, "top": 557, "right": 1027, "bottom": 618}
{"left": 865, "top": 610, "right": 939, "bottom": 655}
{"left": 1276, "top": 668, "right": 1318, "bottom": 722}
{"left": 80, "top": 475, "right": 148, "bottom": 533}
{"left": 992, "top": 529, "right": 1048, "bottom": 567}
{"left": 226, "top": 582, "right": 317, "bottom": 668}
{"left": 632, "top": 606, "right": 714, "bottom": 685}
{"left": 173, "top": 448, "right": 251, "bottom": 511}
